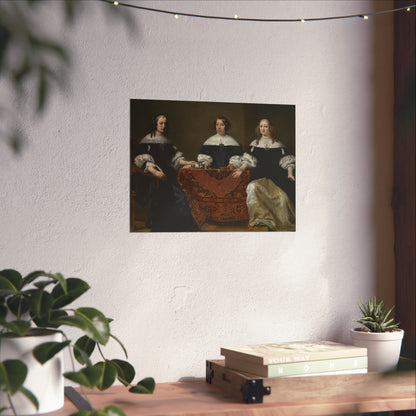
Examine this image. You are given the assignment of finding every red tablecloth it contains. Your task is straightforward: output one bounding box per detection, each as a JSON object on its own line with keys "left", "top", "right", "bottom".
{"left": 178, "top": 168, "right": 249, "bottom": 222}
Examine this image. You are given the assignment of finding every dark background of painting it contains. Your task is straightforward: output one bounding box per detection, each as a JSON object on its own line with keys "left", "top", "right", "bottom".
{"left": 130, "top": 99, "right": 295, "bottom": 162}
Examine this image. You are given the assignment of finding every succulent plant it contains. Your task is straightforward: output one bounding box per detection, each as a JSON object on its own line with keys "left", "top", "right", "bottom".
{"left": 353, "top": 296, "right": 400, "bottom": 333}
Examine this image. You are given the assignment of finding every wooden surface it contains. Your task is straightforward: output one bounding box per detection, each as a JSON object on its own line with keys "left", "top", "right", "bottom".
{"left": 48, "top": 369, "right": 415, "bottom": 416}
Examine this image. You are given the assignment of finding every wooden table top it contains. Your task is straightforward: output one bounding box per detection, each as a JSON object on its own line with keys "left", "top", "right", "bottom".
{"left": 49, "top": 370, "right": 415, "bottom": 416}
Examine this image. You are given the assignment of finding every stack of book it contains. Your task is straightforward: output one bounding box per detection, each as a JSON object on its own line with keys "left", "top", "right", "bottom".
{"left": 220, "top": 340, "right": 368, "bottom": 378}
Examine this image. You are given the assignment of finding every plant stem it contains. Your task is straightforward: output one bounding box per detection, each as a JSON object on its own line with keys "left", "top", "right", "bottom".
{"left": 7, "top": 393, "right": 17, "bottom": 416}
{"left": 97, "top": 343, "right": 106, "bottom": 361}
{"left": 61, "top": 332, "right": 94, "bottom": 411}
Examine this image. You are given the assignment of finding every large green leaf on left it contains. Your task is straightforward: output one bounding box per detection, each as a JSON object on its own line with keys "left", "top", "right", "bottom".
{"left": 128, "top": 377, "right": 155, "bottom": 394}
{"left": 0, "top": 359, "right": 27, "bottom": 395}
{"left": 33, "top": 340, "right": 71, "bottom": 364}
{"left": 0, "top": 319, "right": 31, "bottom": 336}
{"left": 51, "top": 278, "right": 90, "bottom": 309}
{"left": 0, "top": 269, "right": 22, "bottom": 293}
{"left": 94, "top": 361, "right": 117, "bottom": 391}
{"left": 64, "top": 366, "right": 102, "bottom": 389}
{"left": 54, "top": 308, "right": 109, "bottom": 345}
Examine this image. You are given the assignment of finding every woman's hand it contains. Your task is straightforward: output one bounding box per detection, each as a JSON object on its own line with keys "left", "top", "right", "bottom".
{"left": 232, "top": 168, "right": 243, "bottom": 179}
{"left": 180, "top": 160, "right": 197, "bottom": 166}
{"left": 153, "top": 170, "right": 166, "bottom": 180}
{"left": 204, "top": 161, "right": 211, "bottom": 168}
{"left": 148, "top": 166, "right": 166, "bottom": 180}
{"left": 288, "top": 166, "right": 295, "bottom": 182}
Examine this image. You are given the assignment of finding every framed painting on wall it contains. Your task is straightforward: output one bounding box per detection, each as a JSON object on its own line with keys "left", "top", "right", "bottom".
{"left": 130, "top": 99, "right": 295, "bottom": 232}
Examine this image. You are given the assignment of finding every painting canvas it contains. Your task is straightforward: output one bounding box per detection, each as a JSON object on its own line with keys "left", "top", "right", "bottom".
{"left": 130, "top": 99, "right": 295, "bottom": 232}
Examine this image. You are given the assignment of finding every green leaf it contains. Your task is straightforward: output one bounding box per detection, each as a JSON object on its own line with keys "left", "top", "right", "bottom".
{"left": 0, "top": 276, "right": 19, "bottom": 296}
{"left": 74, "top": 335, "right": 96, "bottom": 365}
{"left": 69, "top": 407, "right": 126, "bottom": 416}
{"left": 0, "top": 269, "right": 22, "bottom": 291}
{"left": 97, "top": 406, "right": 127, "bottom": 416}
{"left": 68, "top": 412, "right": 91, "bottom": 416}
{"left": 29, "top": 290, "right": 53, "bottom": 326}
{"left": 0, "top": 319, "right": 31, "bottom": 336}
{"left": 51, "top": 278, "right": 90, "bottom": 308}
{"left": 74, "top": 308, "right": 110, "bottom": 345}
{"left": 0, "top": 359, "right": 27, "bottom": 395}
{"left": 19, "top": 386, "right": 39, "bottom": 411}
{"left": 94, "top": 361, "right": 117, "bottom": 391}
{"left": 128, "top": 377, "right": 155, "bottom": 394}
{"left": 110, "top": 359, "right": 135, "bottom": 386}
{"left": 64, "top": 366, "right": 102, "bottom": 389}
{"left": 0, "top": 303, "right": 7, "bottom": 320}
{"left": 22, "top": 270, "right": 51, "bottom": 287}
{"left": 46, "top": 309, "right": 69, "bottom": 328}
{"left": 33, "top": 340, "right": 70, "bottom": 364}
{"left": 7, "top": 295, "right": 30, "bottom": 318}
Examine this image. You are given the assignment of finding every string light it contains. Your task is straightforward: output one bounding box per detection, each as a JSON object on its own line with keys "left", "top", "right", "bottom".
{"left": 99, "top": 0, "right": 415, "bottom": 23}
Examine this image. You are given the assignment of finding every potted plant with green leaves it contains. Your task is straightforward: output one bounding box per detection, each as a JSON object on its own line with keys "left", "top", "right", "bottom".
{"left": 351, "top": 296, "right": 404, "bottom": 372}
{"left": 0, "top": 269, "right": 155, "bottom": 416}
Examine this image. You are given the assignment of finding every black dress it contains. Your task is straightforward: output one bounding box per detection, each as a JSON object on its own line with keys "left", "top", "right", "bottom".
{"left": 133, "top": 135, "right": 198, "bottom": 232}
{"left": 197, "top": 134, "right": 243, "bottom": 169}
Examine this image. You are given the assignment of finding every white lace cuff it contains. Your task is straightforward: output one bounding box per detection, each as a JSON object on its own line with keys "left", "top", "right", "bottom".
{"left": 229, "top": 155, "right": 243, "bottom": 168}
{"left": 171, "top": 151, "right": 185, "bottom": 170}
{"left": 280, "top": 155, "right": 295, "bottom": 169}
{"left": 134, "top": 154, "right": 154, "bottom": 169}
{"left": 242, "top": 153, "right": 257, "bottom": 168}
{"left": 197, "top": 154, "right": 213, "bottom": 164}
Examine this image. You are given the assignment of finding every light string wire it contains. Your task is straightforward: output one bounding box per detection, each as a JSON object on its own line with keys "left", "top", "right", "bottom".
{"left": 99, "top": 0, "right": 415, "bottom": 22}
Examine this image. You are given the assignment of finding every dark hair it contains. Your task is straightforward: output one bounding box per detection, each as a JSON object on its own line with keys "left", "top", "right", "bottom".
{"left": 254, "top": 118, "right": 277, "bottom": 143}
{"left": 150, "top": 114, "right": 168, "bottom": 137}
{"left": 214, "top": 116, "right": 231, "bottom": 132}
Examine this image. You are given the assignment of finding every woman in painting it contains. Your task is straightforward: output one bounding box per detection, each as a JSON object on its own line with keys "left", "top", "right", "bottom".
{"left": 134, "top": 114, "right": 212, "bottom": 232}
{"left": 232, "top": 118, "right": 296, "bottom": 231}
{"left": 197, "top": 116, "right": 244, "bottom": 169}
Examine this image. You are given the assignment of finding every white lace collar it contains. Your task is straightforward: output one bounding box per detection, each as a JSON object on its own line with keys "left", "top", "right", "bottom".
{"left": 203, "top": 134, "right": 239, "bottom": 146}
{"left": 140, "top": 134, "right": 170, "bottom": 144}
{"left": 250, "top": 139, "right": 285, "bottom": 149}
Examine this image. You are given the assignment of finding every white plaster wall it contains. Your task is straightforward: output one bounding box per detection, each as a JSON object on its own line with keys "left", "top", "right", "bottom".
{"left": 0, "top": 1, "right": 394, "bottom": 382}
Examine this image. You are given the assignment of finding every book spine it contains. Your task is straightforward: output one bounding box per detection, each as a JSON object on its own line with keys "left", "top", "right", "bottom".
{"left": 267, "top": 356, "right": 368, "bottom": 377}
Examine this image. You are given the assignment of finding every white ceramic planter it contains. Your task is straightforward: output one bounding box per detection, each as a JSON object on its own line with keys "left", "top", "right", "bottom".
{"left": 350, "top": 328, "right": 404, "bottom": 372}
{"left": 0, "top": 329, "right": 64, "bottom": 415}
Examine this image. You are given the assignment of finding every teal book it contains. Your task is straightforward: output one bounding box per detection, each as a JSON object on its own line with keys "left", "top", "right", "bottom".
{"left": 224, "top": 355, "right": 368, "bottom": 377}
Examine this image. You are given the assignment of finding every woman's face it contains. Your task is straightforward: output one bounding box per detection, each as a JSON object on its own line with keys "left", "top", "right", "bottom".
{"left": 259, "top": 119, "right": 270, "bottom": 137}
{"left": 156, "top": 116, "right": 167, "bottom": 135}
{"left": 216, "top": 119, "right": 226, "bottom": 136}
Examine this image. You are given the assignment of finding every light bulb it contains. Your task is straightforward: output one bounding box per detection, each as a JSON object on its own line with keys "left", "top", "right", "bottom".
{"left": 234, "top": 14, "right": 238, "bottom": 19}
{"left": 174, "top": 14, "right": 179, "bottom": 19}
{"left": 113, "top": 1, "right": 119, "bottom": 5}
